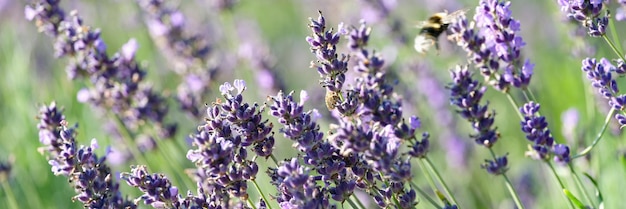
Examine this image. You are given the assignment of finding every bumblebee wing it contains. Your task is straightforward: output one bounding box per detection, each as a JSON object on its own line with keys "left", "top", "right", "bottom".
{"left": 414, "top": 35, "right": 436, "bottom": 54}
{"left": 441, "top": 9, "right": 469, "bottom": 24}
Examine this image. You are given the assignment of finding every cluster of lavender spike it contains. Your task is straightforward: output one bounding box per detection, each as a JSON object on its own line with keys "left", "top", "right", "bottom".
{"left": 26, "top": 1, "right": 176, "bottom": 149}
{"left": 559, "top": 1, "right": 626, "bottom": 127}
{"left": 304, "top": 11, "right": 438, "bottom": 208}
{"left": 185, "top": 80, "right": 273, "bottom": 207}
{"left": 36, "top": 102, "right": 136, "bottom": 208}
{"left": 447, "top": 0, "right": 534, "bottom": 92}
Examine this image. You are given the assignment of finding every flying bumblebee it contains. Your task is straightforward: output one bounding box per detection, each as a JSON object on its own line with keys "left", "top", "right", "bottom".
{"left": 414, "top": 9, "right": 468, "bottom": 54}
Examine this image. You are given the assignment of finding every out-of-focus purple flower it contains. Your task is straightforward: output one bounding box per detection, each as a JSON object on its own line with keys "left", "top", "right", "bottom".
{"left": 236, "top": 19, "right": 286, "bottom": 95}
{"left": 412, "top": 62, "right": 470, "bottom": 168}
{"left": 561, "top": 108, "right": 579, "bottom": 143}
{"left": 36, "top": 102, "right": 136, "bottom": 208}
{"left": 448, "top": 0, "right": 533, "bottom": 91}
{"left": 0, "top": 156, "right": 12, "bottom": 182}
{"left": 24, "top": 1, "right": 65, "bottom": 36}
{"left": 137, "top": 0, "right": 217, "bottom": 119}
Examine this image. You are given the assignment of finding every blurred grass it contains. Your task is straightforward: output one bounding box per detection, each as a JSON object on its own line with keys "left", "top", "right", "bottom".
{"left": 2, "top": 0, "right": 626, "bottom": 209}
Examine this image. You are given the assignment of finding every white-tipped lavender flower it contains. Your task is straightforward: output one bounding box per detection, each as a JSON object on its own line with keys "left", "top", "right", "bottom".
{"left": 187, "top": 80, "right": 273, "bottom": 205}
{"left": 36, "top": 102, "right": 136, "bottom": 208}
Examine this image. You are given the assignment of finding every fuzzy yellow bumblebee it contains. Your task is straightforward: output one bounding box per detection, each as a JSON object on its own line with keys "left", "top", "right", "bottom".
{"left": 414, "top": 9, "right": 468, "bottom": 54}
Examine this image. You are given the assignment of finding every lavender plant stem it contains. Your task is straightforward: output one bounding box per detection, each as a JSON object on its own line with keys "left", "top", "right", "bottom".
{"left": 346, "top": 198, "right": 359, "bottom": 209}
{"left": 111, "top": 113, "right": 150, "bottom": 166}
{"left": 546, "top": 161, "right": 576, "bottom": 209}
{"left": 608, "top": 17, "right": 623, "bottom": 55}
{"left": 602, "top": 35, "right": 625, "bottom": 60}
{"left": 247, "top": 198, "right": 257, "bottom": 209}
{"left": 424, "top": 157, "right": 459, "bottom": 207}
{"left": 488, "top": 148, "right": 525, "bottom": 209}
{"left": 409, "top": 181, "right": 441, "bottom": 208}
{"left": 378, "top": 171, "right": 401, "bottom": 208}
{"left": 251, "top": 179, "right": 273, "bottom": 209}
{"left": 568, "top": 164, "right": 595, "bottom": 208}
{"left": 149, "top": 136, "right": 195, "bottom": 190}
{"left": 505, "top": 93, "right": 525, "bottom": 119}
{"left": 351, "top": 195, "right": 366, "bottom": 209}
{"left": 1, "top": 181, "right": 18, "bottom": 209}
{"left": 416, "top": 159, "right": 444, "bottom": 206}
{"left": 574, "top": 108, "right": 615, "bottom": 158}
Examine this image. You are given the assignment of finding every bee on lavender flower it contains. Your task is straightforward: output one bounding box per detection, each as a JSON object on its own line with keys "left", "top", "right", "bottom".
{"left": 325, "top": 89, "right": 341, "bottom": 110}
{"left": 414, "top": 9, "right": 467, "bottom": 54}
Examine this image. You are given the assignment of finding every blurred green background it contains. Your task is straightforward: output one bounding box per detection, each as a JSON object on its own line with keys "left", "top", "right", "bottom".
{"left": 1, "top": 0, "right": 626, "bottom": 208}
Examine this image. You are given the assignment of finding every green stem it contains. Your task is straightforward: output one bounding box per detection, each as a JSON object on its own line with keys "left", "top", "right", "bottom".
{"left": 568, "top": 164, "right": 594, "bottom": 208}
{"left": 602, "top": 35, "right": 625, "bottom": 60}
{"left": 1, "top": 182, "right": 18, "bottom": 209}
{"left": 417, "top": 160, "right": 444, "bottom": 206}
{"left": 152, "top": 138, "right": 195, "bottom": 191}
{"left": 574, "top": 108, "right": 615, "bottom": 159}
{"left": 501, "top": 173, "right": 525, "bottom": 209}
{"left": 269, "top": 154, "right": 280, "bottom": 166}
{"left": 487, "top": 149, "right": 525, "bottom": 209}
{"left": 352, "top": 194, "right": 367, "bottom": 209}
{"left": 424, "top": 157, "right": 459, "bottom": 207}
{"left": 410, "top": 181, "right": 442, "bottom": 208}
{"left": 608, "top": 16, "right": 624, "bottom": 59}
{"left": 346, "top": 198, "right": 359, "bottom": 209}
{"left": 247, "top": 198, "right": 258, "bottom": 209}
{"left": 505, "top": 93, "right": 524, "bottom": 120}
{"left": 110, "top": 114, "right": 150, "bottom": 167}
{"left": 546, "top": 161, "right": 576, "bottom": 209}
{"left": 252, "top": 179, "right": 272, "bottom": 209}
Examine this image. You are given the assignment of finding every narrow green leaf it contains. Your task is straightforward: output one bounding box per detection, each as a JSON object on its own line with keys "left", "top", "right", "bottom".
{"left": 564, "top": 189, "right": 586, "bottom": 209}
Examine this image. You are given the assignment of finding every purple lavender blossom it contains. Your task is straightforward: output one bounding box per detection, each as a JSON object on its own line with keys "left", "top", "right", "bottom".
{"left": 306, "top": 11, "right": 349, "bottom": 97}
{"left": 481, "top": 154, "right": 509, "bottom": 175}
{"left": 269, "top": 158, "right": 335, "bottom": 209}
{"left": 448, "top": 0, "right": 534, "bottom": 91}
{"left": 448, "top": 65, "right": 499, "bottom": 148}
{"left": 26, "top": 2, "right": 177, "bottom": 146}
{"left": 186, "top": 80, "right": 272, "bottom": 205}
{"left": 520, "top": 101, "right": 572, "bottom": 164}
{"left": 581, "top": 58, "right": 626, "bottom": 126}
{"left": 558, "top": 0, "right": 607, "bottom": 36}
{"left": 36, "top": 102, "right": 136, "bottom": 208}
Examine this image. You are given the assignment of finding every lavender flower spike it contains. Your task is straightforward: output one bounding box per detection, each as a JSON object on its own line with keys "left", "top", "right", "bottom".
{"left": 519, "top": 101, "right": 571, "bottom": 164}
{"left": 448, "top": 0, "right": 534, "bottom": 91}
{"left": 36, "top": 102, "right": 136, "bottom": 208}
